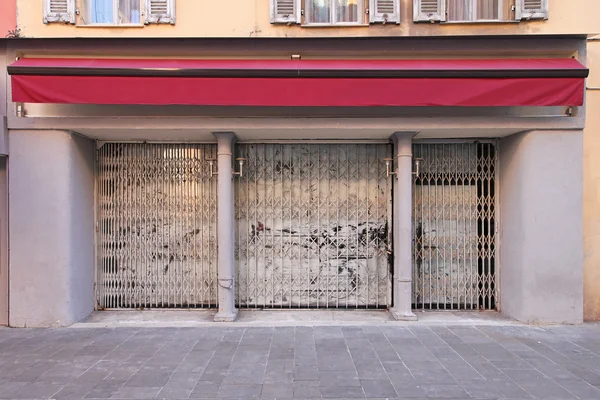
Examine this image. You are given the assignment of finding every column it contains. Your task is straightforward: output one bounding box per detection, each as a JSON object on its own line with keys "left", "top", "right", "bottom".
{"left": 390, "top": 132, "right": 418, "bottom": 321}
{"left": 213, "top": 132, "right": 239, "bottom": 322}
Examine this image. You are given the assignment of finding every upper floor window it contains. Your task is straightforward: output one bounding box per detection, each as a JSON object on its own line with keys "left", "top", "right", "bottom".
{"left": 306, "top": 0, "right": 364, "bottom": 25}
{"left": 414, "top": 0, "right": 548, "bottom": 22}
{"left": 271, "top": 0, "right": 401, "bottom": 25}
{"left": 43, "top": 0, "right": 176, "bottom": 25}
{"left": 85, "top": 0, "right": 141, "bottom": 24}
{"left": 447, "top": 0, "right": 509, "bottom": 22}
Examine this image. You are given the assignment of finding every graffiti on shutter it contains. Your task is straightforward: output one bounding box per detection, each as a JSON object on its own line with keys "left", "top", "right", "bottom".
{"left": 235, "top": 144, "right": 393, "bottom": 308}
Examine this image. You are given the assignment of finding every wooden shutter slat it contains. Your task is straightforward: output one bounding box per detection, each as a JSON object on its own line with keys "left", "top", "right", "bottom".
{"left": 44, "top": 0, "right": 75, "bottom": 24}
{"left": 413, "top": 0, "right": 445, "bottom": 22}
{"left": 515, "top": 0, "right": 548, "bottom": 20}
{"left": 370, "top": 0, "right": 401, "bottom": 24}
{"left": 145, "top": 0, "right": 175, "bottom": 24}
{"left": 49, "top": 3, "right": 68, "bottom": 13}
{"left": 523, "top": 0, "right": 543, "bottom": 10}
{"left": 271, "top": 0, "right": 298, "bottom": 24}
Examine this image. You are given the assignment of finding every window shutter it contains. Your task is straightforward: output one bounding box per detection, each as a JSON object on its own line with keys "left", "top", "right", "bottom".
{"left": 43, "top": 0, "right": 75, "bottom": 24}
{"left": 145, "top": 0, "right": 176, "bottom": 24}
{"left": 413, "top": 0, "right": 445, "bottom": 22}
{"left": 515, "top": 0, "right": 548, "bottom": 20}
{"left": 370, "top": 0, "right": 400, "bottom": 24}
{"left": 270, "top": 0, "right": 299, "bottom": 24}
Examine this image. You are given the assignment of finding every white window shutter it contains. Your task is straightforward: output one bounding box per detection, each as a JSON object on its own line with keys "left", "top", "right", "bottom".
{"left": 370, "top": 0, "right": 400, "bottom": 24}
{"left": 145, "top": 0, "right": 176, "bottom": 24}
{"left": 270, "top": 0, "right": 299, "bottom": 24}
{"left": 413, "top": 0, "right": 445, "bottom": 22}
{"left": 515, "top": 0, "right": 548, "bottom": 20}
{"left": 43, "top": 0, "right": 75, "bottom": 24}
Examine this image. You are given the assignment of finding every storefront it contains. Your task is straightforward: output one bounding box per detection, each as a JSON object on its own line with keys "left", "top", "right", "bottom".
{"left": 2, "top": 36, "right": 589, "bottom": 325}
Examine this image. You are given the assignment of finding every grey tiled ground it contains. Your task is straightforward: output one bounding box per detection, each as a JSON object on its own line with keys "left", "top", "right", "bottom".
{"left": 0, "top": 324, "right": 599, "bottom": 399}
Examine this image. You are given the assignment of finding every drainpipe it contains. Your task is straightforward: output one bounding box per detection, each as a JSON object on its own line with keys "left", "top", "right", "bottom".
{"left": 390, "top": 132, "right": 418, "bottom": 321}
{"left": 213, "top": 132, "right": 239, "bottom": 322}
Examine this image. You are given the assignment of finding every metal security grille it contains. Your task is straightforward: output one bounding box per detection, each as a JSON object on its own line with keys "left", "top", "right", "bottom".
{"left": 96, "top": 143, "right": 218, "bottom": 309}
{"left": 235, "top": 144, "right": 393, "bottom": 308}
{"left": 412, "top": 142, "right": 497, "bottom": 310}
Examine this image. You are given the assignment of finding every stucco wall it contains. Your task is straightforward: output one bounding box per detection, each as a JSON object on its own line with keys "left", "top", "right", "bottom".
{"left": 16, "top": 0, "right": 600, "bottom": 38}
{"left": 0, "top": 45, "right": 8, "bottom": 325}
{"left": 500, "top": 130, "right": 583, "bottom": 324}
{"left": 9, "top": 130, "right": 95, "bottom": 327}
{"left": 0, "top": 45, "right": 7, "bottom": 156}
{"left": 0, "top": 0, "right": 16, "bottom": 36}
{"left": 0, "top": 44, "right": 6, "bottom": 122}
{"left": 583, "top": 38, "right": 600, "bottom": 321}
{"left": 0, "top": 158, "right": 7, "bottom": 326}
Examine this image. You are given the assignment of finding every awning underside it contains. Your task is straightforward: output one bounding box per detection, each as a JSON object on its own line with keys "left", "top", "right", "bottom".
{"left": 8, "top": 58, "right": 589, "bottom": 107}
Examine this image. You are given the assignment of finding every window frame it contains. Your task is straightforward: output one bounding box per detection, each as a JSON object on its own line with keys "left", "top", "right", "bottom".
{"left": 80, "top": 0, "right": 144, "bottom": 26}
{"left": 303, "top": 0, "right": 368, "bottom": 26}
{"left": 414, "top": 0, "right": 545, "bottom": 23}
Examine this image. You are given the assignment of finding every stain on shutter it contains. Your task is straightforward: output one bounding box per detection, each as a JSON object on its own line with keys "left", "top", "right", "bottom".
{"left": 271, "top": 0, "right": 298, "bottom": 24}
{"left": 370, "top": 0, "right": 400, "bottom": 24}
{"left": 44, "top": 0, "right": 75, "bottom": 24}
{"left": 145, "top": 0, "right": 175, "bottom": 24}
{"left": 413, "top": 0, "right": 445, "bottom": 22}
{"left": 515, "top": 0, "right": 548, "bottom": 20}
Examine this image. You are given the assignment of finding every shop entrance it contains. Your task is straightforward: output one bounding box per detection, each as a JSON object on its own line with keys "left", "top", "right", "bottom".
{"left": 95, "top": 141, "right": 496, "bottom": 312}
{"left": 412, "top": 142, "right": 497, "bottom": 310}
{"left": 235, "top": 143, "right": 393, "bottom": 308}
{"left": 96, "top": 143, "right": 218, "bottom": 309}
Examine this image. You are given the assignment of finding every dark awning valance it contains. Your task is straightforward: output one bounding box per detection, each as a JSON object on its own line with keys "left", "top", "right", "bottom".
{"left": 8, "top": 58, "right": 589, "bottom": 107}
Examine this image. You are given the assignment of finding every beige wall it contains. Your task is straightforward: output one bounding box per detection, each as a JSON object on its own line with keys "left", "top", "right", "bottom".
{"left": 584, "top": 38, "right": 600, "bottom": 321}
{"left": 17, "top": 0, "right": 600, "bottom": 38}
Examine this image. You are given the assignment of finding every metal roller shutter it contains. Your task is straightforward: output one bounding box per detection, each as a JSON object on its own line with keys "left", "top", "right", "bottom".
{"left": 412, "top": 142, "right": 497, "bottom": 310}
{"left": 235, "top": 143, "right": 393, "bottom": 309}
{"left": 96, "top": 143, "right": 218, "bottom": 309}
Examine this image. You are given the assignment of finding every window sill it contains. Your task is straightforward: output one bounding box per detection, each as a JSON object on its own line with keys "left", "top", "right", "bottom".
{"left": 440, "top": 20, "right": 520, "bottom": 24}
{"left": 76, "top": 24, "right": 145, "bottom": 28}
{"left": 301, "top": 23, "right": 369, "bottom": 28}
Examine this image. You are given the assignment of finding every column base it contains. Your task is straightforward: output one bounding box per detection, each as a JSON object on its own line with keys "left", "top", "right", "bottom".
{"left": 390, "top": 309, "right": 418, "bottom": 321}
{"left": 214, "top": 308, "right": 239, "bottom": 322}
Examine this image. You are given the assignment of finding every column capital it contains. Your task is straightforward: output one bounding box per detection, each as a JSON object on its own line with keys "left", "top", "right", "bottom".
{"left": 391, "top": 131, "right": 419, "bottom": 141}
{"left": 212, "top": 131, "right": 237, "bottom": 143}
{"left": 392, "top": 131, "right": 418, "bottom": 156}
{"left": 212, "top": 132, "right": 237, "bottom": 156}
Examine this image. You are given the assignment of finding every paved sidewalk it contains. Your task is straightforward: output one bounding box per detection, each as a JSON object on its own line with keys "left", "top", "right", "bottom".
{"left": 74, "top": 310, "right": 517, "bottom": 328}
{"left": 0, "top": 324, "right": 599, "bottom": 399}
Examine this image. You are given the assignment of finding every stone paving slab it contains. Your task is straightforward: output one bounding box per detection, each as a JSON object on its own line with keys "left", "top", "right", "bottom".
{"left": 0, "top": 324, "right": 599, "bottom": 399}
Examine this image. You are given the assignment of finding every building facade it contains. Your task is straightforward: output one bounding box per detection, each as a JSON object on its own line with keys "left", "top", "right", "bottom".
{"left": 0, "top": 0, "right": 598, "bottom": 327}
{"left": 0, "top": 0, "right": 16, "bottom": 328}
{"left": 584, "top": 35, "right": 600, "bottom": 322}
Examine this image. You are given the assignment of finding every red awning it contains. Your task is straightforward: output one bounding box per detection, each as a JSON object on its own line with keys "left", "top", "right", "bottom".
{"left": 8, "top": 58, "right": 588, "bottom": 107}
